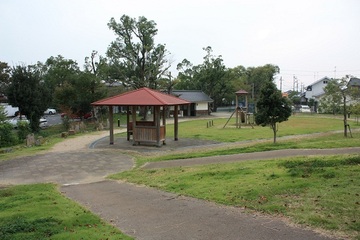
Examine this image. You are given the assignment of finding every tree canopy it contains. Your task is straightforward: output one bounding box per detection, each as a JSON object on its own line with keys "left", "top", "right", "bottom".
{"left": 107, "top": 15, "right": 170, "bottom": 89}
{"left": 30, "top": 55, "right": 106, "bottom": 118}
{"left": 7, "top": 65, "right": 51, "bottom": 132}
{"left": 255, "top": 81, "right": 292, "bottom": 143}
{"left": 0, "top": 61, "right": 11, "bottom": 96}
{"left": 176, "top": 46, "right": 232, "bottom": 111}
{"left": 321, "top": 76, "right": 360, "bottom": 137}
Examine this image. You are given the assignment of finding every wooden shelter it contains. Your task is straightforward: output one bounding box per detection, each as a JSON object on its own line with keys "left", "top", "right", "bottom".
{"left": 92, "top": 87, "right": 190, "bottom": 147}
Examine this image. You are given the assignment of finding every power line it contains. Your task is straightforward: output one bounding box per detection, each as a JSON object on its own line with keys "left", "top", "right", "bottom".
{"left": 280, "top": 69, "right": 360, "bottom": 73}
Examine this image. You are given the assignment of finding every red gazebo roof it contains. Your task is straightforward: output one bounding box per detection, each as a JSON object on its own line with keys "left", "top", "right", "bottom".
{"left": 92, "top": 87, "right": 190, "bottom": 106}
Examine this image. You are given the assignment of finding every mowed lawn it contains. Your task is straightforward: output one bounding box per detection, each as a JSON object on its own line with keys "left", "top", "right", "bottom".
{"left": 0, "top": 184, "right": 132, "bottom": 240}
{"left": 167, "top": 114, "right": 358, "bottom": 142}
{"left": 110, "top": 115, "right": 360, "bottom": 239}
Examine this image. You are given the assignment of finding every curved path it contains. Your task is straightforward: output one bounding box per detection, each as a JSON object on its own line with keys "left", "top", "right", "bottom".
{"left": 1, "top": 131, "right": 355, "bottom": 239}
{"left": 0, "top": 150, "right": 134, "bottom": 185}
{"left": 143, "top": 147, "right": 360, "bottom": 169}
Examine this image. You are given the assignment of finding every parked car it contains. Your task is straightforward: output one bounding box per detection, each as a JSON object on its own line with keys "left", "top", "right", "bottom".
{"left": 5, "top": 116, "right": 49, "bottom": 129}
{"left": 5, "top": 116, "right": 29, "bottom": 128}
{"left": 44, "top": 108, "right": 57, "bottom": 115}
{"left": 39, "top": 117, "right": 49, "bottom": 129}
{"left": 299, "top": 105, "right": 311, "bottom": 113}
{"left": 1, "top": 103, "right": 19, "bottom": 117}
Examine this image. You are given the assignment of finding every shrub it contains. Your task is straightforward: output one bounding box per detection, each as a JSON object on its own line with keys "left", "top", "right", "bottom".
{"left": 17, "top": 121, "right": 31, "bottom": 141}
{"left": 0, "top": 123, "right": 18, "bottom": 147}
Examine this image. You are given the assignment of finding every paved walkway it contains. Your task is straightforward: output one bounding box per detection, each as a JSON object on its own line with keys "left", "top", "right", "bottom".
{"left": 143, "top": 147, "right": 360, "bottom": 169}
{"left": 0, "top": 150, "right": 133, "bottom": 185}
{"left": 1, "top": 133, "right": 356, "bottom": 239}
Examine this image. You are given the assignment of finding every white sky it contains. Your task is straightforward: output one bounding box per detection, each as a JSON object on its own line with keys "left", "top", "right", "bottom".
{"left": 1, "top": 0, "right": 360, "bottom": 91}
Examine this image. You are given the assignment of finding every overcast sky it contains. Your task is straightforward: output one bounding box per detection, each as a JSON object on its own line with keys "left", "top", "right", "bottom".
{"left": 1, "top": 0, "right": 359, "bottom": 91}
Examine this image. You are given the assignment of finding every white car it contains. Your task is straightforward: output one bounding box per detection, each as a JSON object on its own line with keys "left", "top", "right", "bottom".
{"left": 5, "top": 116, "right": 29, "bottom": 128}
{"left": 39, "top": 117, "right": 49, "bottom": 129}
{"left": 299, "top": 105, "right": 311, "bottom": 113}
{"left": 5, "top": 116, "right": 49, "bottom": 129}
{"left": 44, "top": 108, "right": 57, "bottom": 115}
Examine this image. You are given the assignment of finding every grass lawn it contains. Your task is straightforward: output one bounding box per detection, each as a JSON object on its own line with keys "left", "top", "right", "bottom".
{"left": 109, "top": 115, "right": 360, "bottom": 239}
{"left": 0, "top": 184, "right": 132, "bottom": 240}
{"left": 166, "top": 115, "right": 359, "bottom": 142}
{"left": 110, "top": 154, "right": 360, "bottom": 239}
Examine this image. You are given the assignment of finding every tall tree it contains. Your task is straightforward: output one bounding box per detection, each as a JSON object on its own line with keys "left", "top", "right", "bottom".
{"left": 31, "top": 55, "right": 80, "bottom": 109}
{"left": 255, "top": 81, "right": 292, "bottom": 143}
{"left": 246, "top": 64, "right": 280, "bottom": 103}
{"left": 7, "top": 65, "right": 51, "bottom": 132}
{"left": 0, "top": 61, "right": 11, "bottom": 96}
{"left": 176, "top": 47, "right": 232, "bottom": 111}
{"left": 107, "top": 15, "right": 170, "bottom": 89}
{"left": 54, "top": 68, "right": 106, "bottom": 118}
{"left": 175, "top": 59, "right": 195, "bottom": 90}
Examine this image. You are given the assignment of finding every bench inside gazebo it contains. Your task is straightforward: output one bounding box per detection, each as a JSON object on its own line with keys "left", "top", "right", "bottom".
{"left": 91, "top": 87, "right": 190, "bottom": 147}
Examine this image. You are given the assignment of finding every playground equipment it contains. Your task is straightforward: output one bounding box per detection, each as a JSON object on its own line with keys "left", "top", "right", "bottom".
{"left": 223, "top": 89, "right": 254, "bottom": 128}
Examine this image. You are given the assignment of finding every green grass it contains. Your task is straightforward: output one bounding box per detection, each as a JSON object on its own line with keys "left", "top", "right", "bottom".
{"left": 0, "top": 184, "right": 132, "bottom": 240}
{"left": 164, "top": 115, "right": 356, "bottom": 142}
{"left": 134, "top": 131, "right": 360, "bottom": 167}
{"left": 110, "top": 154, "right": 360, "bottom": 239}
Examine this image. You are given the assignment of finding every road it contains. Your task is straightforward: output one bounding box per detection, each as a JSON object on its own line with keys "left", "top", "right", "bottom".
{"left": 43, "top": 113, "right": 62, "bottom": 126}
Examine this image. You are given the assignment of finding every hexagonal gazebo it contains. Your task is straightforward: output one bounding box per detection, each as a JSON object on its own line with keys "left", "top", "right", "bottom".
{"left": 92, "top": 87, "right": 190, "bottom": 147}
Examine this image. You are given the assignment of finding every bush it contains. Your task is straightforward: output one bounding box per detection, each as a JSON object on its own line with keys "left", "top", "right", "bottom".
{"left": 62, "top": 116, "right": 71, "bottom": 131}
{"left": 17, "top": 121, "right": 31, "bottom": 141}
{"left": 0, "top": 123, "right": 18, "bottom": 147}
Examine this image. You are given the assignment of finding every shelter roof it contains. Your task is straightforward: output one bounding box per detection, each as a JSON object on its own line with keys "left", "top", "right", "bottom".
{"left": 235, "top": 89, "right": 249, "bottom": 95}
{"left": 172, "top": 90, "right": 213, "bottom": 103}
{"left": 92, "top": 87, "right": 190, "bottom": 106}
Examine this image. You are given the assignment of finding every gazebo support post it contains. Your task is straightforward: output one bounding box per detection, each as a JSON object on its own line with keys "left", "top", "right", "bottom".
{"left": 109, "top": 106, "right": 114, "bottom": 145}
{"left": 235, "top": 94, "right": 239, "bottom": 128}
{"left": 131, "top": 106, "right": 137, "bottom": 145}
{"left": 126, "top": 106, "right": 130, "bottom": 141}
{"left": 155, "top": 106, "right": 161, "bottom": 147}
{"left": 174, "top": 105, "right": 179, "bottom": 141}
{"left": 162, "top": 106, "right": 166, "bottom": 143}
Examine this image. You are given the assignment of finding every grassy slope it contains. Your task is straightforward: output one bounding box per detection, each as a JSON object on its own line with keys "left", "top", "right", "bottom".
{"left": 110, "top": 116, "right": 360, "bottom": 239}
{"left": 111, "top": 155, "right": 360, "bottom": 239}
{"left": 0, "top": 184, "right": 132, "bottom": 240}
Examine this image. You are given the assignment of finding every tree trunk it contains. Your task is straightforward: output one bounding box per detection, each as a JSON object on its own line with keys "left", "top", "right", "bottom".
{"left": 343, "top": 95, "right": 348, "bottom": 137}
{"left": 272, "top": 123, "right": 277, "bottom": 143}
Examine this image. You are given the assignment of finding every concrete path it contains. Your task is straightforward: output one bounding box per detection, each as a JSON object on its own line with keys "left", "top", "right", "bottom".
{"left": 143, "top": 147, "right": 360, "bottom": 169}
{"left": 62, "top": 180, "right": 334, "bottom": 240}
{"left": 0, "top": 150, "right": 133, "bottom": 185}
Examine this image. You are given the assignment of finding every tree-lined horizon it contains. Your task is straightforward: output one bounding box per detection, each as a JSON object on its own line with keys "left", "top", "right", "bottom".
{"left": 2, "top": 13, "right": 356, "bottom": 137}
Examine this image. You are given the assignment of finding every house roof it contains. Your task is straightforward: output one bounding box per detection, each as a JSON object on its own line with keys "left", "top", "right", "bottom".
{"left": 171, "top": 90, "right": 213, "bottom": 103}
{"left": 92, "top": 87, "right": 190, "bottom": 106}
{"left": 348, "top": 77, "right": 360, "bottom": 87}
{"left": 306, "top": 76, "right": 331, "bottom": 88}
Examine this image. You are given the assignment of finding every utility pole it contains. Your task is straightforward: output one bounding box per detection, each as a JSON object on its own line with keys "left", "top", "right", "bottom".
{"left": 293, "top": 75, "right": 298, "bottom": 92}
{"left": 293, "top": 75, "right": 295, "bottom": 91}
{"left": 280, "top": 77, "right": 283, "bottom": 92}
